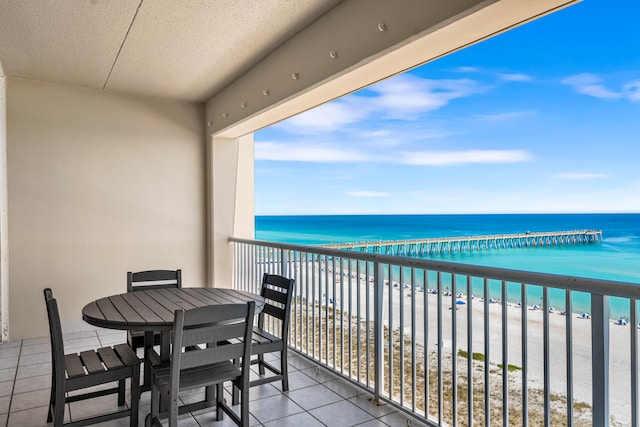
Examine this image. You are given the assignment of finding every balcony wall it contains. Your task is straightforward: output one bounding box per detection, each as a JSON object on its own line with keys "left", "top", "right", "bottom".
{"left": 6, "top": 79, "right": 207, "bottom": 339}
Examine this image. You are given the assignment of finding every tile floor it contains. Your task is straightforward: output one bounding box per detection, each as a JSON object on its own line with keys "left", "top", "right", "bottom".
{"left": 0, "top": 329, "right": 428, "bottom": 426}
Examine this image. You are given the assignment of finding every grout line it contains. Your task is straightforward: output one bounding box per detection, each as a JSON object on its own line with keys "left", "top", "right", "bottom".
{"left": 5, "top": 340, "right": 22, "bottom": 427}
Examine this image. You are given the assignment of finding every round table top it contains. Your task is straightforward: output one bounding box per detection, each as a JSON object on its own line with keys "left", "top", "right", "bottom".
{"left": 82, "top": 287, "right": 264, "bottom": 331}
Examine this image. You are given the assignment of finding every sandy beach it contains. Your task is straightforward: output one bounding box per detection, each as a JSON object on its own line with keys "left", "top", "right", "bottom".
{"left": 289, "top": 261, "right": 634, "bottom": 425}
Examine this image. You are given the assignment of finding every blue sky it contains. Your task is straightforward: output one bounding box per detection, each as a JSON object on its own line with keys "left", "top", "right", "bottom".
{"left": 255, "top": 0, "right": 640, "bottom": 215}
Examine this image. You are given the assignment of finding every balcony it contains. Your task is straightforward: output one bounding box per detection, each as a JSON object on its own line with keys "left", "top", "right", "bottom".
{"left": 1, "top": 239, "right": 637, "bottom": 426}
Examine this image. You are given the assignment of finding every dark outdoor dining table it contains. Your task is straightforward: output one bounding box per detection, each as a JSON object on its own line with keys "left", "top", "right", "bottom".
{"left": 82, "top": 287, "right": 264, "bottom": 416}
{"left": 82, "top": 287, "right": 264, "bottom": 361}
{"left": 83, "top": 287, "right": 264, "bottom": 402}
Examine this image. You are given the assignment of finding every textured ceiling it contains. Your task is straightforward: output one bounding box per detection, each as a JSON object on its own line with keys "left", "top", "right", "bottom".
{"left": 0, "top": 0, "right": 341, "bottom": 101}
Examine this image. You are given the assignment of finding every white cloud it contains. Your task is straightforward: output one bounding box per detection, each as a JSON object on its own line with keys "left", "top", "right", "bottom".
{"left": 552, "top": 173, "right": 608, "bottom": 180}
{"left": 453, "top": 66, "right": 481, "bottom": 73}
{"left": 282, "top": 98, "right": 373, "bottom": 132}
{"left": 498, "top": 73, "right": 532, "bottom": 82}
{"left": 562, "top": 73, "right": 623, "bottom": 100}
{"left": 475, "top": 111, "right": 536, "bottom": 122}
{"left": 275, "top": 73, "right": 486, "bottom": 133}
{"left": 624, "top": 80, "right": 640, "bottom": 101}
{"left": 257, "top": 141, "right": 535, "bottom": 167}
{"left": 371, "top": 74, "right": 486, "bottom": 119}
{"left": 347, "top": 191, "right": 391, "bottom": 197}
{"left": 255, "top": 142, "right": 366, "bottom": 162}
{"left": 400, "top": 149, "right": 534, "bottom": 166}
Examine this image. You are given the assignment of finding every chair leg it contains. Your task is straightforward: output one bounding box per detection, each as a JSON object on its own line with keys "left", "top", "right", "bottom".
{"left": 216, "top": 383, "right": 224, "bottom": 421}
{"left": 281, "top": 347, "right": 289, "bottom": 392}
{"left": 150, "top": 384, "right": 159, "bottom": 427}
{"left": 53, "top": 387, "right": 65, "bottom": 427}
{"left": 169, "top": 391, "right": 178, "bottom": 427}
{"left": 47, "top": 376, "right": 55, "bottom": 423}
{"left": 232, "top": 358, "right": 240, "bottom": 405}
{"left": 257, "top": 354, "right": 265, "bottom": 375}
{"left": 117, "top": 379, "right": 126, "bottom": 406}
{"left": 240, "top": 386, "right": 250, "bottom": 427}
{"left": 130, "top": 366, "right": 141, "bottom": 427}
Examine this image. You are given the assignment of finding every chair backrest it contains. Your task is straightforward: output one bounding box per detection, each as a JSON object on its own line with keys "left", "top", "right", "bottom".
{"left": 169, "top": 302, "right": 255, "bottom": 387}
{"left": 43, "top": 288, "right": 67, "bottom": 392}
{"left": 258, "top": 273, "right": 295, "bottom": 337}
{"left": 127, "top": 269, "right": 182, "bottom": 292}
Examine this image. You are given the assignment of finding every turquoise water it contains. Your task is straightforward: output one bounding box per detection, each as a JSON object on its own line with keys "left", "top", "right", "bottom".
{"left": 256, "top": 213, "right": 640, "bottom": 318}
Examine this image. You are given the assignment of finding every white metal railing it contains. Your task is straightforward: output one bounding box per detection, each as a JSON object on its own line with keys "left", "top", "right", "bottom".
{"left": 230, "top": 237, "right": 640, "bottom": 427}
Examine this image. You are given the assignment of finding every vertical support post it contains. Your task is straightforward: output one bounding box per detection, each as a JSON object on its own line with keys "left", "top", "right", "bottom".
{"left": 373, "top": 261, "right": 384, "bottom": 404}
{"left": 0, "top": 69, "right": 8, "bottom": 341}
{"left": 591, "top": 294, "right": 609, "bottom": 426}
{"left": 208, "top": 134, "right": 255, "bottom": 288}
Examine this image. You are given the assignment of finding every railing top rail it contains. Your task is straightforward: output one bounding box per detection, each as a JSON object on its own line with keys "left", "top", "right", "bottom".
{"left": 229, "top": 236, "right": 640, "bottom": 300}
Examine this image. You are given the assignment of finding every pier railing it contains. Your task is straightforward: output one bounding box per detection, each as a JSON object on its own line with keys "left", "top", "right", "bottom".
{"left": 324, "top": 229, "right": 603, "bottom": 257}
{"left": 229, "top": 237, "right": 639, "bottom": 427}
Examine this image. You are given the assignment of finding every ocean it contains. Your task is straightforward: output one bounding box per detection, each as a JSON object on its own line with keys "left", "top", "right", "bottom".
{"left": 256, "top": 213, "right": 640, "bottom": 317}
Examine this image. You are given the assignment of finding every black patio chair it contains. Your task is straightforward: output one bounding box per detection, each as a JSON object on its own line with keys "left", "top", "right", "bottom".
{"left": 43, "top": 288, "right": 141, "bottom": 427}
{"left": 146, "top": 302, "right": 255, "bottom": 427}
{"left": 126, "top": 269, "right": 182, "bottom": 352}
{"left": 233, "top": 273, "right": 294, "bottom": 404}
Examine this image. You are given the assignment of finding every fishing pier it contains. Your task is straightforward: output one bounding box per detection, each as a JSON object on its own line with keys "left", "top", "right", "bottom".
{"left": 325, "top": 229, "right": 603, "bottom": 257}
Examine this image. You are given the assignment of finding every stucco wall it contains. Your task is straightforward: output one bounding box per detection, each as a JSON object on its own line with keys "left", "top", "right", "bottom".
{"left": 6, "top": 79, "right": 206, "bottom": 339}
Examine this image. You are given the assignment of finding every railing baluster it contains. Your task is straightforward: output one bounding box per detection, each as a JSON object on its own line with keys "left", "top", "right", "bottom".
{"left": 388, "top": 264, "right": 393, "bottom": 400}
{"left": 399, "top": 267, "right": 405, "bottom": 406}
{"left": 467, "top": 275, "right": 473, "bottom": 427}
{"left": 543, "top": 286, "right": 550, "bottom": 426}
{"left": 484, "top": 278, "right": 490, "bottom": 427}
{"left": 374, "top": 261, "right": 384, "bottom": 404}
{"left": 502, "top": 280, "right": 508, "bottom": 427}
{"left": 348, "top": 259, "right": 353, "bottom": 378}
{"left": 356, "top": 260, "right": 361, "bottom": 382}
{"left": 632, "top": 298, "right": 638, "bottom": 427}
{"left": 452, "top": 274, "right": 458, "bottom": 427}
{"left": 437, "top": 271, "right": 443, "bottom": 426}
{"left": 566, "top": 290, "right": 573, "bottom": 427}
{"left": 521, "top": 284, "right": 528, "bottom": 427}
{"left": 591, "top": 294, "right": 610, "bottom": 426}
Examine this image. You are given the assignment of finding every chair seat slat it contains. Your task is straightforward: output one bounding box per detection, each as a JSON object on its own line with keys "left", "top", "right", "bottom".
{"left": 64, "top": 354, "right": 86, "bottom": 378}
{"left": 97, "top": 347, "right": 124, "bottom": 370}
{"left": 113, "top": 343, "right": 140, "bottom": 367}
{"left": 252, "top": 327, "right": 280, "bottom": 344}
{"left": 80, "top": 350, "right": 106, "bottom": 374}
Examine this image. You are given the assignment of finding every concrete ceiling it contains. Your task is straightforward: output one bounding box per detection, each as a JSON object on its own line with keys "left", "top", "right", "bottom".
{"left": 0, "top": 0, "right": 342, "bottom": 102}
